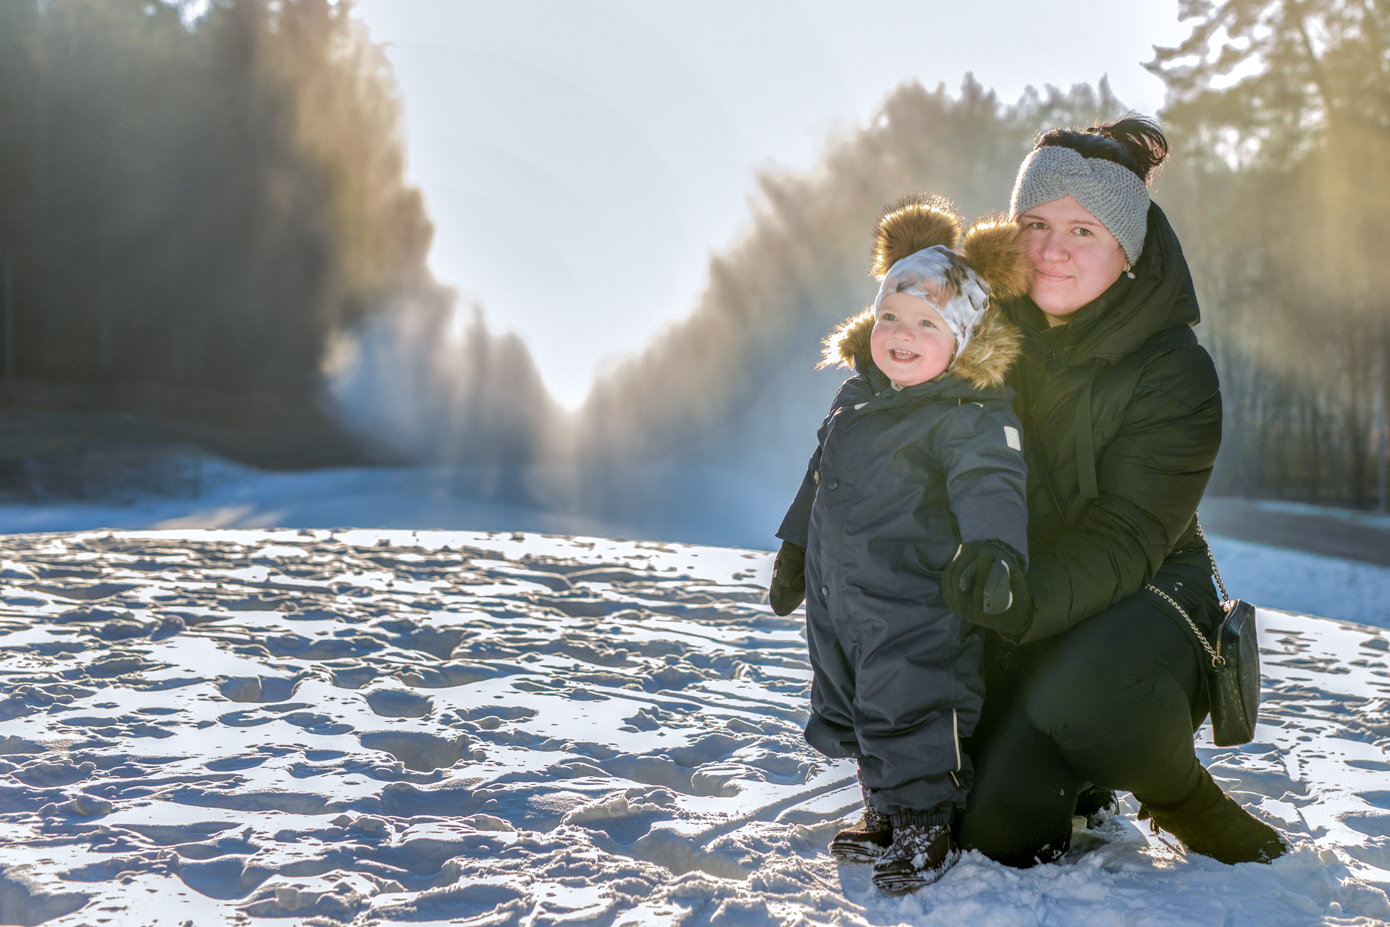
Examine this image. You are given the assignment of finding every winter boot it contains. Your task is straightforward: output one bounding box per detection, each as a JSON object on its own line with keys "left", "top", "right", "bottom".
{"left": 829, "top": 784, "right": 893, "bottom": 862}
{"left": 1075, "top": 786, "right": 1118, "bottom": 828}
{"left": 1138, "top": 766, "right": 1286, "bottom": 864}
{"left": 871, "top": 821, "right": 960, "bottom": 892}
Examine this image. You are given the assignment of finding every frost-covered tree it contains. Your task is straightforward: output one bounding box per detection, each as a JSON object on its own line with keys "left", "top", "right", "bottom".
{"left": 1150, "top": 0, "right": 1390, "bottom": 503}
{"left": 0, "top": 0, "right": 448, "bottom": 466}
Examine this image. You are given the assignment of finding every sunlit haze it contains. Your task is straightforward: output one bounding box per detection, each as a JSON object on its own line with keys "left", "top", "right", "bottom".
{"left": 352, "top": 0, "right": 1184, "bottom": 407}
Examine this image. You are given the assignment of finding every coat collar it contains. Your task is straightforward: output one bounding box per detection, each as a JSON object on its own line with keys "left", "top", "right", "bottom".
{"left": 854, "top": 356, "right": 1011, "bottom": 404}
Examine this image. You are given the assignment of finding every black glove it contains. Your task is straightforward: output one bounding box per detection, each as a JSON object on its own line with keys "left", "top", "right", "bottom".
{"left": 769, "top": 540, "right": 806, "bottom": 616}
{"left": 942, "top": 539, "right": 1032, "bottom": 640}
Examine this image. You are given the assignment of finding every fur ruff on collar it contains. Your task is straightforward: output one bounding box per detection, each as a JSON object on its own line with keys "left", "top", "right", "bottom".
{"left": 819, "top": 195, "right": 1029, "bottom": 391}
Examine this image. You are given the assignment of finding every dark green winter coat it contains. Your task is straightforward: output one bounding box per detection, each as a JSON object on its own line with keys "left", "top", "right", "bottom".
{"left": 1003, "top": 203, "right": 1221, "bottom": 643}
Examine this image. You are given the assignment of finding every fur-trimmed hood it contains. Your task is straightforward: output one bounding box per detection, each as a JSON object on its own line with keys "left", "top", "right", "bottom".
{"left": 820, "top": 196, "right": 1031, "bottom": 391}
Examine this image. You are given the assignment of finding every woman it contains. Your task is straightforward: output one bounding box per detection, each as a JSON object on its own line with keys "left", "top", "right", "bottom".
{"left": 944, "top": 116, "right": 1286, "bottom": 866}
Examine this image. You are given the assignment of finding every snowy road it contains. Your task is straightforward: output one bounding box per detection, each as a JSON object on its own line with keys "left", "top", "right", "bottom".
{"left": 0, "top": 529, "right": 1385, "bottom": 925}
{"left": 1201, "top": 497, "right": 1390, "bottom": 567}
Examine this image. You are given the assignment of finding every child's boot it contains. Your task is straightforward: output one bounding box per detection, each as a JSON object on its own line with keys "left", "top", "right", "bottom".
{"left": 871, "top": 814, "right": 959, "bottom": 892}
{"left": 829, "top": 782, "right": 893, "bottom": 862}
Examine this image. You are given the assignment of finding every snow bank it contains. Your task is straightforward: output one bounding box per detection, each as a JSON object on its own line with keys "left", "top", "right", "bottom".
{"left": 0, "top": 529, "right": 1384, "bottom": 924}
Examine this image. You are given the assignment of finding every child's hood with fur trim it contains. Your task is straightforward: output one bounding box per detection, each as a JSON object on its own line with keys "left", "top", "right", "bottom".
{"left": 821, "top": 196, "right": 1031, "bottom": 391}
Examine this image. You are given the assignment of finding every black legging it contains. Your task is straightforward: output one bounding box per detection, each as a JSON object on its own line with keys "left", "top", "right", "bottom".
{"left": 957, "top": 556, "right": 1215, "bottom": 867}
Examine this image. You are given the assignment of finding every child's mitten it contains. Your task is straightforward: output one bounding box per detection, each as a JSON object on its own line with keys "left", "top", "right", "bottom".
{"left": 943, "top": 540, "right": 1031, "bottom": 640}
{"left": 769, "top": 540, "right": 806, "bottom": 616}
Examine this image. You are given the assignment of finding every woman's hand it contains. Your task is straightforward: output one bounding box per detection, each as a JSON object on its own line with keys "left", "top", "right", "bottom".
{"left": 769, "top": 540, "right": 806, "bottom": 616}
{"left": 943, "top": 540, "right": 1032, "bottom": 640}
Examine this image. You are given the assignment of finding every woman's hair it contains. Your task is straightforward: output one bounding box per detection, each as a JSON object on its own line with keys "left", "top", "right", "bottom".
{"left": 1035, "top": 114, "right": 1169, "bottom": 184}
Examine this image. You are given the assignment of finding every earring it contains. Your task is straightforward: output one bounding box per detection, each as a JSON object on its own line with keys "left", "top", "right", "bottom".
{"left": 1125, "top": 264, "right": 1135, "bottom": 279}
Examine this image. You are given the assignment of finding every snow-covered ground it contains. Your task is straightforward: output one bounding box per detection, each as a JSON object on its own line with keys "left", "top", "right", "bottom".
{"left": 0, "top": 464, "right": 1387, "bottom": 628}
{"left": 1208, "top": 536, "right": 1390, "bottom": 628}
{"left": 0, "top": 528, "right": 1386, "bottom": 925}
{"left": 0, "top": 466, "right": 637, "bottom": 543}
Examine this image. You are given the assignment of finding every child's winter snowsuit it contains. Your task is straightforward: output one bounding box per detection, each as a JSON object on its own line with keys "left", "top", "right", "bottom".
{"left": 776, "top": 203, "right": 1030, "bottom": 824}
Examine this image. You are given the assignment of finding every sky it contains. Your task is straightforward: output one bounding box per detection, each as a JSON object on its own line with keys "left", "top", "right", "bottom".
{"left": 351, "top": 0, "right": 1188, "bottom": 408}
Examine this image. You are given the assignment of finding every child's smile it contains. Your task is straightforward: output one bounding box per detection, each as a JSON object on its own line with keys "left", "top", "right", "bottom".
{"left": 870, "top": 292, "right": 957, "bottom": 387}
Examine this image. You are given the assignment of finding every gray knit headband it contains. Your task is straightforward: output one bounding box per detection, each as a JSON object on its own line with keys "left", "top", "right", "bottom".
{"left": 1009, "top": 145, "right": 1150, "bottom": 265}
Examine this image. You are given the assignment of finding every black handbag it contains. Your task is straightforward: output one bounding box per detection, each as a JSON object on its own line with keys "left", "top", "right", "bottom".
{"left": 1145, "top": 518, "right": 1260, "bottom": 747}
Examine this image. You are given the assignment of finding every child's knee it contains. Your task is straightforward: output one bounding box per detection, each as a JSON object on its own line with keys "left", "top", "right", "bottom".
{"left": 804, "top": 712, "right": 862, "bottom": 759}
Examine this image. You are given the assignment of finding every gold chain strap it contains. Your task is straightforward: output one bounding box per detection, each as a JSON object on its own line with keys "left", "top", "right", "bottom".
{"left": 1192, "top": 514, "right": 1229, "bottom": 604}
{"left": 1144, "top": 512, "right": 1230, "bottom": 670}
{"left": 1145, "top": 582, "right": 1226, "bottom": 668}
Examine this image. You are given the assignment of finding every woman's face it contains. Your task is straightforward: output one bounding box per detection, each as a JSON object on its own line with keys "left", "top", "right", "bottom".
{"left": 1017, "top": 195, "right": 1129, "bottom": 326}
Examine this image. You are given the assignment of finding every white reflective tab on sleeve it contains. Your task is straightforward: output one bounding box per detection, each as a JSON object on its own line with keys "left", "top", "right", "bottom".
{"left": 853, "top": 402, "right": 868, "bottom": 410}
{"left": 1004, "top": 426, "right": 1022, "bottom": 450}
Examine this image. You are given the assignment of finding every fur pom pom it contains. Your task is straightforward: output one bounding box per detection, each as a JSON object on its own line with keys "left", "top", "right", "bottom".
{"left": 960, "top": 217, "right": 1032, "bottom": 299}
{"left": 818, "top": 307, "right": 875, "bottom": 370}
{"left": 827, "top": 196, "right": 1027, "bottom": 383}
{"left": 871, "top": 195, "right": 962, "bottom": 278}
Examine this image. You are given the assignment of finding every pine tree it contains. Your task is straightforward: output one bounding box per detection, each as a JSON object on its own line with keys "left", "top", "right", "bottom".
{"left": 1151, "top": 0, "right": 1390, "bottom": 503}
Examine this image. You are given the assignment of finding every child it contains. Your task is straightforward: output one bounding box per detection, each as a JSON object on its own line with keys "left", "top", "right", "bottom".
{"left": 768, "top": 196, "right": 1033, "bottom": 891}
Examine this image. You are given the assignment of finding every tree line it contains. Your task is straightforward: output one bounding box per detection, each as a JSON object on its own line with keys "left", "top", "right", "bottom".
{"left": 1153, "top": 0, "right": 1390, "bottom": 506}
{"left": 574, "top": 0, "right": 1390, "bottom": 512}
{"left": 0, "top": 0, "right": 437, "bottom": 462}
{"left": 0, "top": 0, "right": 1384, "bottom": 511}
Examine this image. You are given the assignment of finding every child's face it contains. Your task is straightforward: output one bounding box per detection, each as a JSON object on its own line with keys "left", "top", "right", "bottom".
{"left": 870, "top": 291, "right": 957, "bottom": 387}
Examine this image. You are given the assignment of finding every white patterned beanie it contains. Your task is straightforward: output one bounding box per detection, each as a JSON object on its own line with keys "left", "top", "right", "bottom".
{"left": 1009, "top": 145, "right": 1150, "bottom": 266}
{"left": 873, "top": 246, "right": 991, "bottom": 360}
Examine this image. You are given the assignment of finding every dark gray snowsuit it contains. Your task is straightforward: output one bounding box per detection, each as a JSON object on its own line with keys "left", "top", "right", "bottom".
{"left": 777, "top": 354, "right": 1028, "bottom": 823}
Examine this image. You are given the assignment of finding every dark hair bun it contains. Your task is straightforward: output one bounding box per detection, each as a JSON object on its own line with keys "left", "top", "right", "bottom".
{"left": 1036, "top": 113, "right": 1169, "bottom": 183}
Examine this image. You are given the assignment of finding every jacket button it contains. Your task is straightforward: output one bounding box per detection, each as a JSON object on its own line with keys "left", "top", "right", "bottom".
{"left": 821, "top": 585, "right": 829, "bottom": 596}
{"left": 828, "top": 479, "right": 839, "bottom": 490}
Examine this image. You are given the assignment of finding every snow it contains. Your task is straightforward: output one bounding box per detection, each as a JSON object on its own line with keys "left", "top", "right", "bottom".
{"left": 0, "top": 466, "right": 639, "bottom": 541}
{"left": 1209, "top": 535, "right": 1390, "bottom": 628}
{"left": 0, "top": 527, "right": 1385, "bottom": 925}
{"left": 0, "top": 464, "right": 1388, "bottom": 629}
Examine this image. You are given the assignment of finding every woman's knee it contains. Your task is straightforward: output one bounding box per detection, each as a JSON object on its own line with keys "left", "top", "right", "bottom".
{"left": 1016, "top": 641, "right": 1131, "bottom": 739}
{"left": 1018, "top": 597, "right": 1199, "bottom": 739}
{"left": 957, "top": 799, "right": 1072, "bottom": 868}
{"left": 958, "top": 697, "right": 1082, "bottom": 867}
